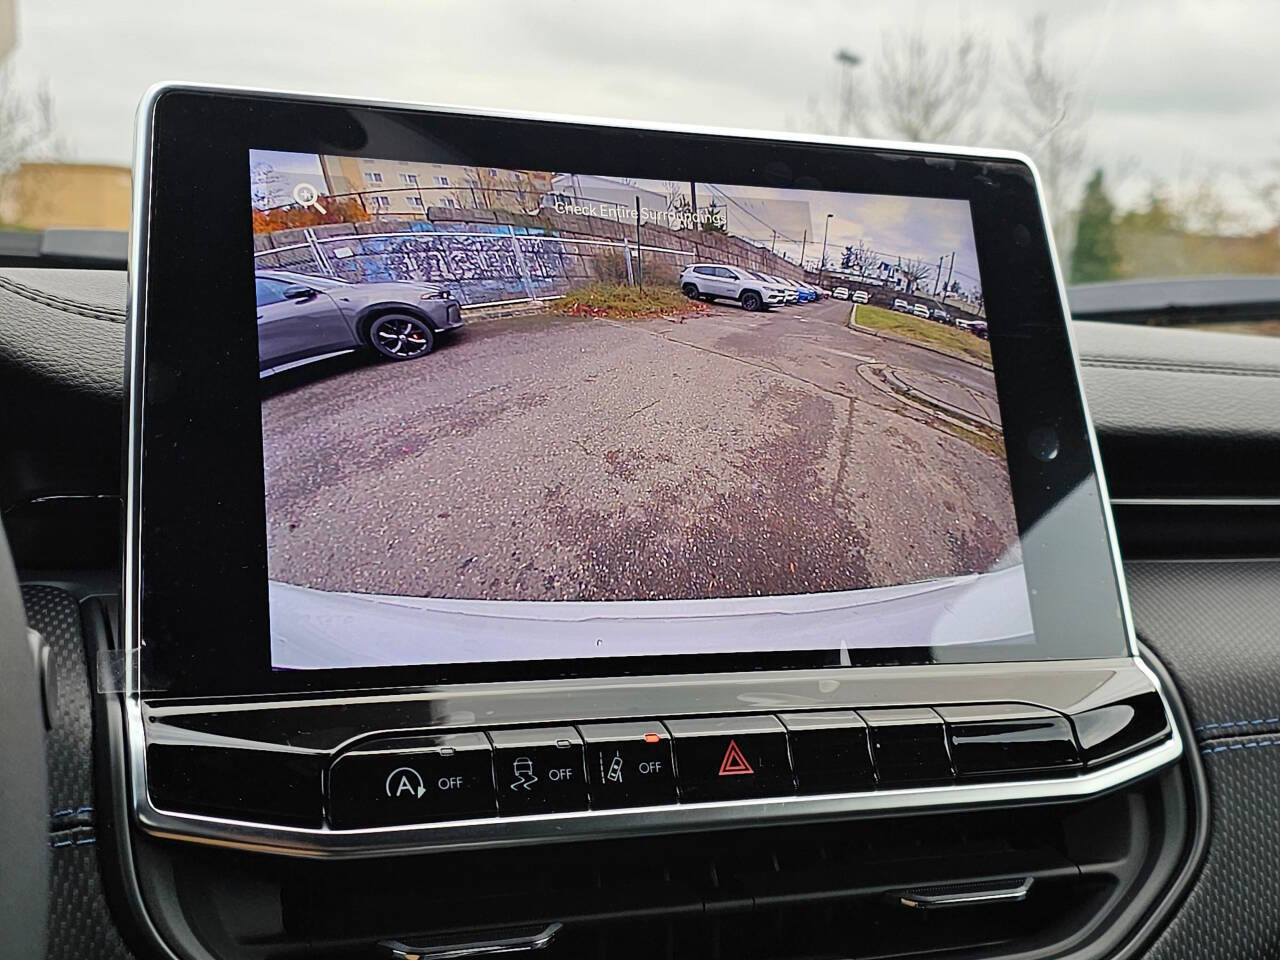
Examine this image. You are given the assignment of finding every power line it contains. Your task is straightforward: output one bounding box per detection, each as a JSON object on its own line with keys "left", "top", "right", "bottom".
{"left": 703, "top": 183, "right": 804, "bottom": 248}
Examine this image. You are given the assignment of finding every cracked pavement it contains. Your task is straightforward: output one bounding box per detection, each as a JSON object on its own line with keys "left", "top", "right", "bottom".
{"left": 261, "top": 297, "right": 1018, "bottom": 601}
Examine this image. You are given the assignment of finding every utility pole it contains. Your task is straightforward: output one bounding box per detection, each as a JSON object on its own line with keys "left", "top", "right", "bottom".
{"left": 771, "top": 230, "right": 777, "bottom": 254}
{"left": 943, "top": 251, "right": 955, "bottom": 302}
{"left": 799, "top": 229, "right": 808, "bottom": 274}
{"left": 635, "top": 196, "right": 644, "bottom": 294}
{"left": 818, "top": 214, "right": 834, "bottom": 287}
{"left": 933, "top": 256, "right": 943, "bottom": 296}
{"left": 689, "top": 182, "right": 698, "bottom": 220}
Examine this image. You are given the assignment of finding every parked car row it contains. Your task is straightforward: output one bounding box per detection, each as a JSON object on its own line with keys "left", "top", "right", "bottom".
{"left": 832, "top": 287, "right": 870, "bottom": 303}
{"left": 678, "top": 263, "right": 828, "bottom": 312}
{"left": 887, "top": 295, "right": 988, "bottom": 339}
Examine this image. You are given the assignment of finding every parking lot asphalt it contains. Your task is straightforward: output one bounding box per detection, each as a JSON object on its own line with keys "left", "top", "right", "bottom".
{"left": 261, "top": 295, "right": 1018, "bottom": 602}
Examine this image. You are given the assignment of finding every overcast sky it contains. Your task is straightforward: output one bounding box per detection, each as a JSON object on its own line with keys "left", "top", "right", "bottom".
{"left": 11, "top": 0, "right": 1280, "bottom": 224}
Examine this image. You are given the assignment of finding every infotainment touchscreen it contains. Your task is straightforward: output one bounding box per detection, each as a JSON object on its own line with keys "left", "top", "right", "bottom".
{"left": 127, "top": 88, "right": 1138, "bottom": 696}
{"left": 250, "top": 150, "right": 1032, "bottom": 671}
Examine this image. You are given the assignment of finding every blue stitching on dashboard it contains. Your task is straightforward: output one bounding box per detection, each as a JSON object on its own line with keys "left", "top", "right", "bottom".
{"left": 1201, "top": 739, "right": 1280, "bottom": 756}
{"left": 1195, "top": 717, "right": 1280, "bottom": 735}
{"left": 49, "top": 804, "right": 93, "bottom": 819}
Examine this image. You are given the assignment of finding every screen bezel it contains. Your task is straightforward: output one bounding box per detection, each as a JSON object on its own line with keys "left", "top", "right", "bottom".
{"left": 128, "top": 85, "right": 1132, "bottom": 698}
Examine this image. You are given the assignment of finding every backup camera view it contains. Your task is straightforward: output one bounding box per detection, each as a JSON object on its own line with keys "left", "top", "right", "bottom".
{"left": 252, "top": 149, "right": 1032, "bottom": 670}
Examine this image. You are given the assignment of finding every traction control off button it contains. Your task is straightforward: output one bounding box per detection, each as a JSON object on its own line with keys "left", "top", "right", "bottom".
{"left": 489, "top": 727, "right": 588, "bottom": 815}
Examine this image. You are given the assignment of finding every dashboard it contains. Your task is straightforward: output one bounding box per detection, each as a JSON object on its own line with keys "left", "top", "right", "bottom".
{"left": 3, "top": 90, "right": 1280, "bottom": 960}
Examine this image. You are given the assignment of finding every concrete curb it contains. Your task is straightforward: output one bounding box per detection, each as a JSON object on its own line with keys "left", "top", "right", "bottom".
{"left": 461, "top": 301, "right": 550, "bottom": 323}
{"left": 856, "top": 364, "right": 1001, "bottom": 444}
{"left": 881, "top": 366, "right": 1000, "bottom": 431}
{"left": 847, "top": 318, "right": 993, "bottom": 371}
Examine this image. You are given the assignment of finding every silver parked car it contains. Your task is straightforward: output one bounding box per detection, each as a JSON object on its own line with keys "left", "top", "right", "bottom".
{"left": 255, "top": 270, "right": 463, "bottom": 374}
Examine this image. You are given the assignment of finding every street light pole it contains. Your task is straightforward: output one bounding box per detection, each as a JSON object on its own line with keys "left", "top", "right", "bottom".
{"left": 835, "top": 49, "right": 862, "bottom": 136}
{"left": 818, "top": 213, "right": 833, "bottom": 288}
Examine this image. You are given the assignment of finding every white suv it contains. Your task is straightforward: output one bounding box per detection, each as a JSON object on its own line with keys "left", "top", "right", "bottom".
{"left": 680, "top": 264, "right": 787, "bottom": 311}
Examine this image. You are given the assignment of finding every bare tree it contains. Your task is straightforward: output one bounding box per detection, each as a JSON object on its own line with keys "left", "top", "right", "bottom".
{"left": 899, "top": 257, "right": 933, "bottom": 294}
{"left": 0, "top": 64, "right": 65, "bottom": 224}
{"left": 838, "top": 28, "right": 991, "bottom": 144}
{"left": 847, "top": 239, "right": 879, "bottom": 276}
{"left": 1005, "top": 15, "right": 1088, "bottom": 253}
{"left": 250, "top": 160, "right": 287, "bottom": 210}
{"left": 0, "top": 63, "right": 60, "bottom": 174}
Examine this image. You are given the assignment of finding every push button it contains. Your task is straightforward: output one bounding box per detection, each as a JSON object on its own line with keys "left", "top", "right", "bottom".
{"left": 1071, "top": 691, "right": 1171, "bottom": 767}
{"left": 489, "top": 727, "right": 588, "bottom": 815}
{"left": 328, "top": 732, "right": 494, "bottom": 828}
{"left": 578, "top": 721, "right": 677, "bottom": 809}
{"left": 937, "top": 704, "right": 1081, "bottom": 777}
{"left": 779, "top": 711, "right": 876, "bottom": 793}
{"left": 859, "top": 708, "right": 953, "bottom": 784}
{"left": 667, "top": 715, "right": 794, "bottom": 802}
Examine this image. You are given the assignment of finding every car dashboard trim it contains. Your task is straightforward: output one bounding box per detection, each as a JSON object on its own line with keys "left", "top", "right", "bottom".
{"left": 123, "top": 654, "right": 1183, "bottom": 859}
{"left": 126, "top": 697, "right": 1181, "bottom": 859}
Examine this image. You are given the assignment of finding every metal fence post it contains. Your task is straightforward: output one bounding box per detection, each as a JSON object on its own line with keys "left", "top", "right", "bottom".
{"left": 622, "top": 239, "right": 635, "bottom": 285}
{"left": 304, "top": 227, "right": 336, "bottom": 277}
{"left": 508, "top": 225, "right": 536, "bottom": 301}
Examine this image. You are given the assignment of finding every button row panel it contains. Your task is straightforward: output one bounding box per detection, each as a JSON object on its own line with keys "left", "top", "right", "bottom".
{"left": 326, "top": 701, "right": 1150, "bottom": 829}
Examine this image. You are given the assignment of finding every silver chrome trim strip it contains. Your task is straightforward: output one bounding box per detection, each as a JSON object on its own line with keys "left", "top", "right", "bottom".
{"left": 897, "top": 877, "right": 1033, "bottom": 909}
{"left": 1112, "top": 496, "right": 1280, "bottom": 508}
{"left": 127, "top": 697, "right": 1181, "bottom": 859}
{"left": 122, "top": 83, "right": 1178, "bottom": 861}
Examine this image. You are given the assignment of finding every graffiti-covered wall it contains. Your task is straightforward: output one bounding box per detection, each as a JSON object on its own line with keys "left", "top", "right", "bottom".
{"left": 253, "top": 206, "right": 806, "bottom": 307}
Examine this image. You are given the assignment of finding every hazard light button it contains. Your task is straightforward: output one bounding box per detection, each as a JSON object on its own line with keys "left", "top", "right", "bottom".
{"left": 666, "top": 715, "right": 794, "bottom": 802}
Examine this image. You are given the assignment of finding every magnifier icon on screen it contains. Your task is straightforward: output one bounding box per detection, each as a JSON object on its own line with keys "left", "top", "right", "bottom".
{"left": 292, "top": 182, "right": 327, "bottom": 214}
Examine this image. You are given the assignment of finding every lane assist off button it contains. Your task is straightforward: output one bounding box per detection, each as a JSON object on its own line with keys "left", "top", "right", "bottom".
{"left": 328, "top": 732, "right": 495, "bottom": 828}
{"left": 578, "top": 720, "right": 676, "bottom": 809}
{"left": 489, "top": 727, "right": 588, "bottom": 815}
{"left": 667, "top": 715, "right": 794, "bottom": 802}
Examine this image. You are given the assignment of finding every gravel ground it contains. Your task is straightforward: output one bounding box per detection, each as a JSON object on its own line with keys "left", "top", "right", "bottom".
{"left": 261, "top": 297, "right": 1019, "bottom": 601}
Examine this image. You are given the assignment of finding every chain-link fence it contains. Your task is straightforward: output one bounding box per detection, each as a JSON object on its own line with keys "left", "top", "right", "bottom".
{"left": 254, "top": 225, "right": 696, "bottom": 308}
{"left": 252, "top": 183, "right": 983, "bottom": 313}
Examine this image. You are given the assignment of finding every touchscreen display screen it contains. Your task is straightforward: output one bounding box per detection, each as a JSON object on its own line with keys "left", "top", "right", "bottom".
{"left": 251, "top": 149, "right": 1031, "bottom": 671}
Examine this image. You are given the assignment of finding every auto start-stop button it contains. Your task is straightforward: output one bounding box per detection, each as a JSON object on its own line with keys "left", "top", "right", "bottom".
{"left": 327, "top": 732, "right": 495, "bottom": 828}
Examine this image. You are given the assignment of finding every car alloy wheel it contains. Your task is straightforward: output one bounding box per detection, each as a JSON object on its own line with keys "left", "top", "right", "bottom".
{"left": 681, "top": 283, "right": 700, "bottom": 299}
{"left": 369, "top": 314, "right": 434, "bottom": 360}
{"left": 741, "top": 292, "right": 762, "bottom": 312}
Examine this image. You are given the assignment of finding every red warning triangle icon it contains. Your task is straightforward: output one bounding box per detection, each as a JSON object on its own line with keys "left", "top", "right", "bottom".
{"left": 718, "top": 739, "right": 754, "bottom": 776}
